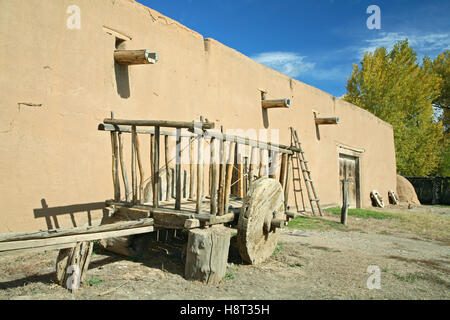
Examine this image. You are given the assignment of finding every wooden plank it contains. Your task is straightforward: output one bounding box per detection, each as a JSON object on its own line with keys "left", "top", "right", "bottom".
{"left": 153, "top": 126, "right": 160, "bottom": 208}
{"left": 210, "top": 138, "right": 218, "bottom": 215}
{"left": 175, "top": 128, "right": 182, "bottom": 210}
{"left": 0, "top": 226, "right": 154, "bottom": 252}
{"left": 0, "top": 243, "right": 76, "bottom": 257}
{"left": 104, "top": 118, "right": 215, "bottom": 129}
{"left": 284, "top": 154, "right": 292, "bottom": 210}
{"left": 118, "top": 132, "right": 130, "bottom": 202}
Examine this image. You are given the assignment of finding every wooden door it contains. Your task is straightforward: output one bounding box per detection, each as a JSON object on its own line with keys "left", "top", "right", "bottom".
{"left": 339, "top": 155, "right": 358, "bottom": 208}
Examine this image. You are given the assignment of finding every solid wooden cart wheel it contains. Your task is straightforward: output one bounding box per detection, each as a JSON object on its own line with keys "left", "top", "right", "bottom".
{"left": 237, "top": 178, "right": 285, "bottom": 264}
{"left": 370, "top": 190, "right": 385, "bottom": 208}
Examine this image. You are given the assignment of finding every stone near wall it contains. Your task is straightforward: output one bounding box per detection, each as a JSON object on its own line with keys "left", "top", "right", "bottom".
{"left": 396, "top": 174, "right": 421, "bottom": 205}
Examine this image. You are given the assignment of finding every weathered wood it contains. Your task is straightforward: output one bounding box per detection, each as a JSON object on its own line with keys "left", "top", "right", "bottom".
{"left": 135, "top": 133, "right": 144, "bottom": 203}
{"left": 0, "top": 243, "right": 76, "bottom": 257}
{"left": 118, "top": 132, "right": 130, "bottom": 202}
{"left": 196, "top": 124, "right": 204, "bottom": 214}
{"left": 269, "top": 151, "right": 278, "bottom": 179}
{"left": 248, "top": 146, "right": 256, "bottom": 184}
{"left": 279, "top": 153, "right": 287, "bottom": 189}
{"left": 284, "top": 155, "right": 292, "bottom": 210}
{"left": 341, "top": 180, "right": 348, "bottom": 225}
{"left": 202, "top": 129, "right": 292, "bottom": 154}
{"left": 131, "top": 125, "right": 138, "bottom": 204}
{"left": 210, "top": 138, "right": 218, "bottom": 215}
{"left": 184, "top": 219, "right": 201, "bottom": 229}
{"left": 270, "top": 218, "right": 287, "bottom": 229}
{"left": 237, "top": 178, "right": 285, "bottom": 264}
{"left": 258, "top": 149, "right": 265, "bottom": 178}
{"left": 224, "top": 141, "right": 236, "bottom": 214}
{"left": 189, "top": 137, "right": 195, "bottom": 200}
{"left": 110, "top": 128, "right": 121, "bottom": 201}
{"left": 185, "top": 225, "right": 231, "bottom": 284}
{"left": 0, "top": 216, "right": 154, "bottom": 244}
{"left": 153, "top": 127, "right": 160, "bottom": 208}
{"left": 261, "top": 98, "right": 291, "bottom": 109}
{"left": 114, "top": 49, "right": 158, "bottom": 65}
{"left": 315, "top": 117, "right": 339, "bottom": 125}
{"left": 99, "top": 123, "right": 195, "bottom": 137}
{"left": 217, "top": 127, "right": 226, "bottom": 215}
{"left": 56, "top": 241, "right": 93, "bottom": 291}
{"left": 164, "top": 135, "right": 170, "bottom": 201}
{"left": 175, "top": 128, "right": 182, "bottom": 210}
{"left": 104, "top": 118, "right": 215, "bottom": 129}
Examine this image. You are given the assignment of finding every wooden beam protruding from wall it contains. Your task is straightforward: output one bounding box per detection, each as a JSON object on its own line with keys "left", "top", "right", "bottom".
{"left": 261, "top": 99, "right": 291, "bottom": 109}
{"left": 314, "top": 117, "right": 340, "bottom": 125}
{"left": 114, "top": 49, "right": 158, "bottom": 65}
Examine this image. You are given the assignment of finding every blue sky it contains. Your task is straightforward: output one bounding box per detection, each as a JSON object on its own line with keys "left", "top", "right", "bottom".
{"left": 137, "top": 0, "right": 450, "bottom": 97}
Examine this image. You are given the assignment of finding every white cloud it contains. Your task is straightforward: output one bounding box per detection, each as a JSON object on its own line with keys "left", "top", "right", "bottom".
{"left": 251, "top": 51, "right": 315, "bottom": 77}
{"left": 359, "top": 32, "right": 450, "bottom": 56}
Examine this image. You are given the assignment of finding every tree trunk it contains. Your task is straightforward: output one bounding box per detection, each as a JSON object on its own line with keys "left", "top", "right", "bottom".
{"left": 185, "top": 225, "right": 230, "bottom": 284}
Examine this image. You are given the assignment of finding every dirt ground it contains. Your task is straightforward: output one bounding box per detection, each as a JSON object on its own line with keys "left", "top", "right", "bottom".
{"left": 0, "top": 205, "right": 449, "bottom": 300}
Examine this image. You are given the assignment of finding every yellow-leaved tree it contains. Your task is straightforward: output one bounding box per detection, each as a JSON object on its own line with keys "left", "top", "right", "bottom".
{"left": 343, "top": 40, "right": 444, "bottom": 176}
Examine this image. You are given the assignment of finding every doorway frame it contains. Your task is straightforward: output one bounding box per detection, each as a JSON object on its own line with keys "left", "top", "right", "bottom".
{"left": 336, "top": 143, "right": 364, "bottom": 209}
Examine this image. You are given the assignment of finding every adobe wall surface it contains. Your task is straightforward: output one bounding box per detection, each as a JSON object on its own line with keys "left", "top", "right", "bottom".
{"left": 0, "top": 0, "right": 396, "bottom": 232}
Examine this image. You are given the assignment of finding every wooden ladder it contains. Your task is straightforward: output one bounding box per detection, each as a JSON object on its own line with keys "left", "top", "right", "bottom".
{"left": 290, "top": 127, "right": 323, "bottom": 216}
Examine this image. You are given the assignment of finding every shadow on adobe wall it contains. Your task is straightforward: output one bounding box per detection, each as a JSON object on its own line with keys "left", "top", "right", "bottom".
{"left": 114, "top": 61, "right": 130, "bottom": 99}
{"left": 33, "top": 199, "right": 108, "bottom": 230}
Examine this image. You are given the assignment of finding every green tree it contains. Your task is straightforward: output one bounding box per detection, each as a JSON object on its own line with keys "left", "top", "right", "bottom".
{"left": 344, "top": 40, "right": 444, "bottom": 176}
{"left": 424, "top": 50, "right": 450, "bottom": 175}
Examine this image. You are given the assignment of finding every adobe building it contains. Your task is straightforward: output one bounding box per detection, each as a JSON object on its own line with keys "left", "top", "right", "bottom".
{"left": 0, "top": 0, "right": 396, "bottom": 233}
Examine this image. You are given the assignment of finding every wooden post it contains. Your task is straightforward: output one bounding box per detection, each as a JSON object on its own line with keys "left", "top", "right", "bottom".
{"left": 269, "top": 151, "right": 278, "bottom": 179}
{"left": 217, "top": 127, "right": 226, "bottom": 216}
{"left": 164, "top": 135, "right": 170, "bottom": 201}
{"left": 189, "top": 137, "right": 195, "bottom": 200}
{"left": 341, "top": 179, "right": 348, "bottom": 225}
{"left": 131, "top": 126, "right": 138, "bottom": 204}
{"left": 175, "top": 129, "right": 182, "bottom": 210}
{"left": 224, "top": 141, "right": 236, "bottom": 214}
{"left": 258, "top": 149, "right": 265, "bottom": 178}
{"left": 237, "top": 145, "right": 244, "bottom": 198}
{"left": 284, "top": 154, "right": 292, "bottom": 210}
{"left": 118, "top": 133, "right": 130, "bottom": 202}
{"left": 153, "top": 127, "right": 160, "bottom": 208}
{"left": 279, "top": 153, "right": 287, "bottom": 189}
{"left": 110, "top": 112, "right": 120, "bottom": 201}
{"left": 196, "top": 118, "right": 204, "bottom": 214}
{"left": 56, "top": 241, "right": 93, "bottom": 292}
{"left": 135, "top": 133, "right": 144, "bottom": 203}
{"left": 185, "top": 225, "right": 230, "bottom": 284}
{"left": 248, "top": 146, "right": 256, "bottom": 185}
{"left": 150, "top": 134, "right": 154, "bottom": 192}
{"left": 210, "top": 138, "right": 217, "bottom": 215}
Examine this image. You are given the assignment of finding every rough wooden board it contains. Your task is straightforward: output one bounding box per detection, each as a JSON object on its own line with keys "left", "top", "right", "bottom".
{"left": 185, "top": 225, "right": 231, "bottom": 284}
{"left": 56, "top": 241, "right": 93, "bottom": 291}
{"left": 0, "top": 226, "right": 154, "bottom": 252}
{"left": 237, "top": 177, "right": 285, "bottom": 264}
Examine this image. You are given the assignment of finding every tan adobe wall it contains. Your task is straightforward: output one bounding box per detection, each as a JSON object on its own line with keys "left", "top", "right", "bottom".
{"left": 0, "top": 0, "right": 396, "bottom": 232}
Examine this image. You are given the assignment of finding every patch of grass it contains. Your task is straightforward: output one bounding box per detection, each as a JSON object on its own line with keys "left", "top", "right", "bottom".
{"left": 273, "top": 243, "right": 284, "bottom": 256}
{"left": 392, "top": 272, "right": 426, "bottom": 283}
{"left": 287, "top": 216, "right": 344, "bottom": 231}
{"left": 289, "top": 263, "right": 303, "bottom": 268}
{"left": 85, "top": 277, "right": 102, "bottom": 286}
{"left": 325, "top": 207, "right": 400, "bottom": 220}
{"left": 223, "top": 271, "right": 235, "bottom": 281}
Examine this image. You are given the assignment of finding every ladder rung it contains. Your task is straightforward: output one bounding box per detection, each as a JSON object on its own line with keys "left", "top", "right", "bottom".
{"left": 305, "top": 179, "right": 313, "bottom": 182}
{"left": 310, "top": 198, "right": 320, "bottom": 202}
{"left": 302, "top": 169, "right": 311, "bottom": 172}
{"left": 294, "top": 189, "right": 303, "bottom": 192}
{"left": 293, "top": 178, "right": 301, "bottom": 181}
